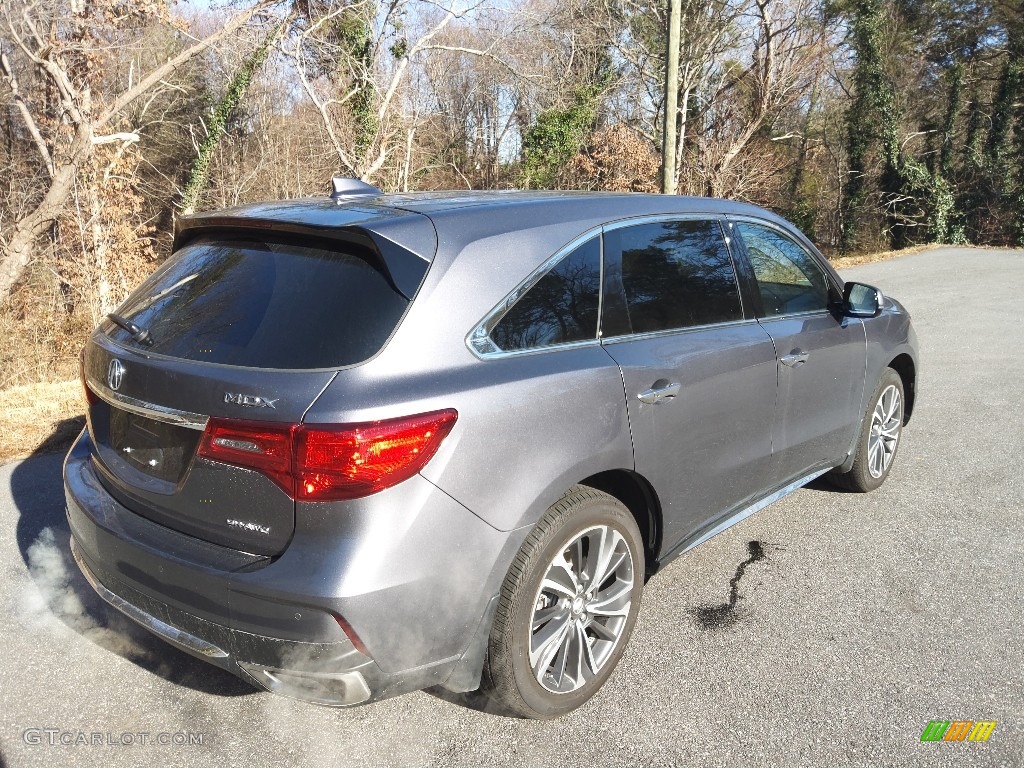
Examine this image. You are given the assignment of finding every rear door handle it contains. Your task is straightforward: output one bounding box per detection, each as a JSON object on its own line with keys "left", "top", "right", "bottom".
{"left": 780, "top": 350, "right": 810, "bottom": 368}
{"left": 637, "top": 381, "right": 681, "bottom": 404}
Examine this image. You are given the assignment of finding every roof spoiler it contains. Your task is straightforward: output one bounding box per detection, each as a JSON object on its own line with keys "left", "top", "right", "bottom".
{"left": 330, "top": 176, "right": 382, "bottom": 200}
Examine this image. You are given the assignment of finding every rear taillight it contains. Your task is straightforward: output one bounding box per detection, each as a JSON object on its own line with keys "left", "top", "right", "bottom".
{"left": 295, "top": 409, "right": 458, "bottom": 501}
{"left": 198, "top": 419, "right": 293, "bottom": 494}
{"left": 196, "top": 409, "right": 457, "bottom": 502}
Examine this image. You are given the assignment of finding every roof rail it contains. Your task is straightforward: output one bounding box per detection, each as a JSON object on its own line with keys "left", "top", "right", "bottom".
{"left": 330, "top": 176, "right": 382, "bottom": 200}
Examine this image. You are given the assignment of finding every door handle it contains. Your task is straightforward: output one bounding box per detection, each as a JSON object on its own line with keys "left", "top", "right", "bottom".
{"left": 780, "top": 350, "right": 810, "bottom": 367}
{"left": 637, "top": 381, "right": 681, "bottom": 404}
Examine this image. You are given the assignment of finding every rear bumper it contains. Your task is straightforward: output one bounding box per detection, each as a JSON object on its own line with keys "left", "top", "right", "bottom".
{"left": 64, "top": 430, "right": 526, "bottom": 704}
{"left": 71, "top": 537, "right": 377, "bottom": 705}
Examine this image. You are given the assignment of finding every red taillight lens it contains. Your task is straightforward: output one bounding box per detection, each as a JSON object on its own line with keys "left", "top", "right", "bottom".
{"left": 195, "top": 409, "right": 457, "bottom": 502}
{"left": 295, "top": 409, "right": 458, "bottom": 501}
{"left": 198, "top": 419, "right": 294, "bottom": 495}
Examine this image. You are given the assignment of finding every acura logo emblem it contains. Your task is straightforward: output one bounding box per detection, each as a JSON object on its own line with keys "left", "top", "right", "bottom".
{"left": 107, "top": 359, "right": 125, "bottom": 391}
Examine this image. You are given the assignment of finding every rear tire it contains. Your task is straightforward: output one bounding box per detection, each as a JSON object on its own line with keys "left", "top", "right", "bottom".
{"left": 482, "top": 486, "right": 644, "bottom": 719}
{"left": 828, "top": 367, "right": 905, "bottom": 492}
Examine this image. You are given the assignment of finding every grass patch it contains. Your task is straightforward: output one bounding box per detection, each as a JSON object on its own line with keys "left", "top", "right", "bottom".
{"left": 0, "top": 380, "right": 85, "bottom": 464}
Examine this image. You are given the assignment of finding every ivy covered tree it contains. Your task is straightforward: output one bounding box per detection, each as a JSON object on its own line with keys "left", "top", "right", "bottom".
{"left": 521, "top": 84, "right": 605, "bottom": 189}
{"left": 841, "top": 0, "right": 1024, "bottom": 249}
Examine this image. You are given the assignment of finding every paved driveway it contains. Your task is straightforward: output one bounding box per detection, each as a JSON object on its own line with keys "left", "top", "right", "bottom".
{"left": 1, "top": 247, "right": 1021, "bottom": 767}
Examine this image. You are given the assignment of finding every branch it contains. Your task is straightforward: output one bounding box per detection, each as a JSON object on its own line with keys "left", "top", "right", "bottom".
{"left": 902, "top": 130, "right": 936, "bottom": 149}
{"left": 92, "top": 132, "right": 140, "bottom": 145}
{"left": 420, "top": 44, "right": 545, "bottom": 82}
{"left": 291, "top": 50, "right": 357, "bottom": 173}
{"left": 96, "top": 0, "right": 279, "bottom": 127}
{"left": 377, "top": 7, "right": 459, "bottom": 124}
{"left": 0, "top": 50, "right": 54, "bottom": 177}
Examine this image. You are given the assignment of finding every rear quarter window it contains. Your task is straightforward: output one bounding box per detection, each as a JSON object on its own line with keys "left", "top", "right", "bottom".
{"left": 490, "top": 237, "right": 601, "bottom": 351}
{"left": 105, "top": 235, "right": 408, "bottom": 369}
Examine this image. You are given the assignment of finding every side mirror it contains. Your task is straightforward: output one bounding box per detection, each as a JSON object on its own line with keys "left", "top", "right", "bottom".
{"left": 843, "top": 281, "right": 884, "bottom": 318}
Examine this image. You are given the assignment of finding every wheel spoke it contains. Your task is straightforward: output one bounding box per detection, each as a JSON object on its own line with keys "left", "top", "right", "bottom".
{"left": 588, "top": 580, "right": 632, "bottom": 617}
{"left": 868, "top": 440, "right": 881, "bottom": 476}
{"left": 885, "top": 390, "right": 901, "bottom": 423}
{"left": 588, "top": 618, "right": 618, "bottom": 642}
{"left": 530, "top": 612, "right": 570, "bottom": 677}
{"left": 532, "top": 604, "right": 563, "bottom": 631}
{"left": 595, "top": 549, "right": 627, "bottom": 589}
{"left": 880, "top": 422, "right": 901, "bottom": 439}
{"left": 546, "top": 625, "right": 572, "bottom": 687}
{"left": 542, "top": 554, "right": 579, "bottom": 598}
{"left": 570, "top": 537, "right": 585, "bottom": 580}
{"left": 577, "top": 622, "right": 598, "bottom": 679}
{"left": 874, "top": 401, "right": 886, "bottom": 425}
{"left": 588, "top": 528, "right": 624, "bottom": 589}
{"left": 566, "top": 622, "right": 586, "bottom": 686}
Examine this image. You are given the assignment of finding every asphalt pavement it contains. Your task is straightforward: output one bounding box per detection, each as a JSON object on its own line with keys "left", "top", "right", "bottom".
{"left": 1, "top": 246, "right": 1021, "bottom": 767}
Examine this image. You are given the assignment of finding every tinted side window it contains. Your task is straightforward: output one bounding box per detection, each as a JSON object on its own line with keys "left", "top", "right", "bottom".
{"left": 490, "top": 238, "right": 600, "bottom": 351}
{"left": 604, "top": 219, "right": 741, "bottom": 335}
{"left": 736, "top": 222, "right": 831, "bottom": 316}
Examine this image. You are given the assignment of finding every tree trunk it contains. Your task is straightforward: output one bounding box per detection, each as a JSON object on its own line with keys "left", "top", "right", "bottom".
{"left": 673, "top": 87, "right": 690, "bottom": 193}
{"left": 0, "top": 126, "right": 92, "bottom": 302}
{"left": 661, "top": 0, "right": 681, "bottom": 195}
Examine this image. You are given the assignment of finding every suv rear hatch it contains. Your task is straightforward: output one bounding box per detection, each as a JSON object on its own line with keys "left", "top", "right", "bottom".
{"left": 82, "top": 204, "right": 435, "bottom": 556}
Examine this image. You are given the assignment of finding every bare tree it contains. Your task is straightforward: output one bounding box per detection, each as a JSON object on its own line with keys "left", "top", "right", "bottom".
{"left": 284, "top": 0, "right": 483, "bottom": 183}
{"left": 695, "top": 0, "right": 828, "bottom": 198}
{"left": 0, "top": 0, "right": 280, "bottom": 305}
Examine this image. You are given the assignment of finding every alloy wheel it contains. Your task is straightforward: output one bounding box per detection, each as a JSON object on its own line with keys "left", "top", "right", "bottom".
{"left": 528, "top": 525, "right": 635, "bottom": 694}
{"left": 868, "top": 384, "right": 902, "bottom": 478}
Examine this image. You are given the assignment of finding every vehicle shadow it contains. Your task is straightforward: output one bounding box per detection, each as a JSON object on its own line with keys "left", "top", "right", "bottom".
{"left": 10, "top": 422, "right": 254, "bottom": 698}
{"left": 803, "top": 475, "right": 855, "bottom": 494}
{"left": 424, "top": 686, "right": 519, "bottom": 718}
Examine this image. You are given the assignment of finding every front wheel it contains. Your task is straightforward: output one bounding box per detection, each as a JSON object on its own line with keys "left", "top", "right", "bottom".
{"left": 482, "top": 486, "right": 644, "bottom": 719}
{"left": 829, "top": 367, "right": 905, "bottom": 492}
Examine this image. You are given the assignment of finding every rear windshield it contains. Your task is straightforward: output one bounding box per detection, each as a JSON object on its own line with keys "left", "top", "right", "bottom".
{"left": 105, "top": 235, "right": 408, "bottom": 369}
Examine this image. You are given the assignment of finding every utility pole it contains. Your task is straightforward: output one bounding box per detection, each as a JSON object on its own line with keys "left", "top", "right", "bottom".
{"left": 662, "top": 0, "right": 681, "bottom": 194}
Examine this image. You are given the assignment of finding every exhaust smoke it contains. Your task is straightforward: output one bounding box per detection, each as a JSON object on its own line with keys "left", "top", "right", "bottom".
{"left": 20, "top": 527, "right": 155, "bottom": 663}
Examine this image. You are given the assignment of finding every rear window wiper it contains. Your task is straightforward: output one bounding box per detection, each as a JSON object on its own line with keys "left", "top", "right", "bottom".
{"left": 107, "top": 313, "right": 154, "bottom": 346}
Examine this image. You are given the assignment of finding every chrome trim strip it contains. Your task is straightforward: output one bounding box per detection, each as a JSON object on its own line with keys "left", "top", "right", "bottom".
{"left": 682, "top": 467, "right": 830, "bottom": 554}
{"left": 71, "top": 539, "right": 229, "bottom": 659}
{"left": 599, "top": 317, "right": 760, "bottom": 345}
{"left": 87, "top": 378, "right": 209, "bottom": 430}
{"left": 756, "top": 309, "right": 833, "bottom": 322}
{"left": 599, "top": 211, "right": 727, "bottom": 233}
{"left": 469, "top": 338, "right": 604, "bottom": 360}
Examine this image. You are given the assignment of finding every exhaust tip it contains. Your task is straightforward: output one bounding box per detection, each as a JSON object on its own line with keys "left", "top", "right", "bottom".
{"left": 238, "top": 662, "right": 372, "bottom": 707}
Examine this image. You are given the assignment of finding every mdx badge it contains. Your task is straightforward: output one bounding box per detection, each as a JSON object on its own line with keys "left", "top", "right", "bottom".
{"left": 107, "top": 359, "right": 125, "bottom": 391}
{"left": 224, "top": 392, "right": 279, "bottom": 408}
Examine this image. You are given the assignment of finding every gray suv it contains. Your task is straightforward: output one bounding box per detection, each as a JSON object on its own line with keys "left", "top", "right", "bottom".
{"left": 66, "top": 183, "right": 918, "bottom": 718}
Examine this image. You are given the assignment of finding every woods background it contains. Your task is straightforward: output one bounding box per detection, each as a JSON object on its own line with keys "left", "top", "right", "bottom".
{"left": 1, "top": 0, "right": 1022, "bottom": 388}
